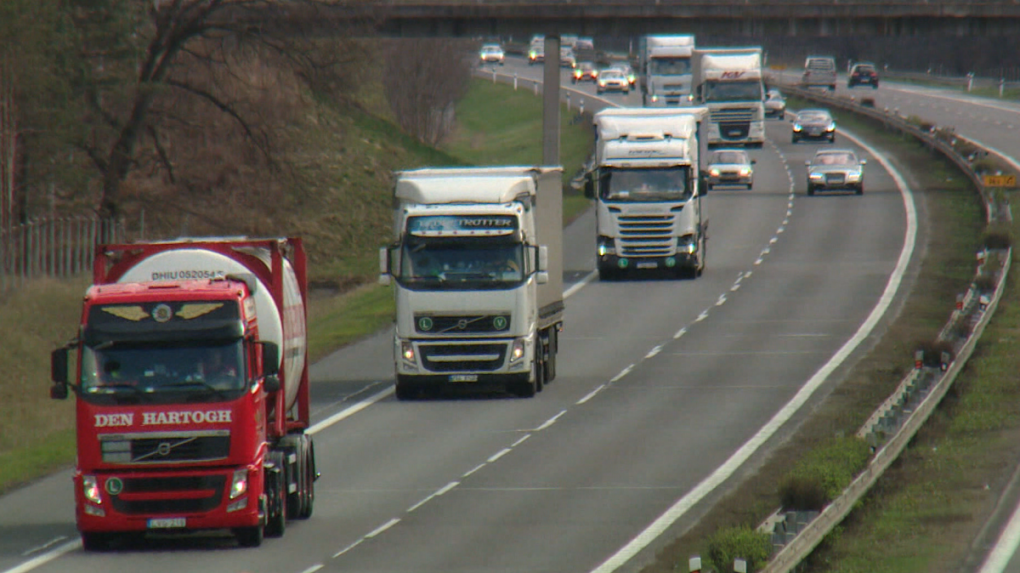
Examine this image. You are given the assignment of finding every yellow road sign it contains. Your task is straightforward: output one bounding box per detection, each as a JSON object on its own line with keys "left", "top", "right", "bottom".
{"left": 984, "top": 174, "right": 1016, "bottom": 187}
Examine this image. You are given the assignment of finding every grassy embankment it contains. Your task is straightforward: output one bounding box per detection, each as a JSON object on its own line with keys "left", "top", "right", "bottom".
{"left": 0, "top": 78, "right": 594, "bottom": 495}
{"left": 640, "top": 96, "right": 996, "bottom": 572}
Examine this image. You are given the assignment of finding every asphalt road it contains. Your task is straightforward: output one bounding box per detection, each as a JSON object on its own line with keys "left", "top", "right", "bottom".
{"left": 0, "top": 56, "right": 919, "bottom": 573}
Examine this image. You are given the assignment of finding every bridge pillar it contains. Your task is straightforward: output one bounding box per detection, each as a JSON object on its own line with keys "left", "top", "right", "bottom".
{"left": 542, "top": 35, "right": 561, "bottom": 165}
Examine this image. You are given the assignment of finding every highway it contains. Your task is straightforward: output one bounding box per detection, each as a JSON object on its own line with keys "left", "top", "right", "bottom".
{"left": 0, "top": 55, "right": 961, "bottom": 573}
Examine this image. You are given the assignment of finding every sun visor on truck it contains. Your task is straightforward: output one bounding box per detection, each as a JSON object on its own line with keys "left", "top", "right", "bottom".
{"left": 83, "top": 302, "right": 244, "bottom": 345}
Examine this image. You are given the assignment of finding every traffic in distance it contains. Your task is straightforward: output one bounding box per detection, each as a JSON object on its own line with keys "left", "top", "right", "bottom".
{"left": 39, "top": 30, "right": 884, "bottom": 559}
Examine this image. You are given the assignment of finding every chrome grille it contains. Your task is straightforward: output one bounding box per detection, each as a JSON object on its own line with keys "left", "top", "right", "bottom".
{"left": 617, "top": 214, "right": 675, "bottom": 257}
{"left": 100, "top": 431, "right": 230, "bottom": 464}
{"left": 420, "top": 342, "right": 508, "bottom": 372}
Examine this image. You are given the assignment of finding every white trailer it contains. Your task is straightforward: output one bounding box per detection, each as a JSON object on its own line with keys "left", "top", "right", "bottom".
{"left": 692, "top": 47, "right": 766, "bottom": 147}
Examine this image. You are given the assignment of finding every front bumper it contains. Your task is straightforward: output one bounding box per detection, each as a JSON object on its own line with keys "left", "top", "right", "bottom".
{"left": 598, "top": 253, "right": 698, "bottom": 271}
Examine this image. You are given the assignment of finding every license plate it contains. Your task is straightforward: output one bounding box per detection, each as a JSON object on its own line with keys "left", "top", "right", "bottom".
{"left": 449, "top": 374, "right": 478, "bottom": 383}
{"left": 728, "top": 129, "right": 742, "bottom": 136}
{"left": 148, "top": 517, "right": 186, "bottom": 529}
{"left": 637, "top": 262, "right": 658, "bottom": 269}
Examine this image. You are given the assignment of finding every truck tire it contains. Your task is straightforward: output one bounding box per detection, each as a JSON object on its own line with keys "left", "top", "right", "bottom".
{"left": 513, "top": 360, "right": 541, "bottom": 398}
{"left": 235, "top": 525, "right": 264, "bottom": 548}
{"left": 395, "top": 376, "right": 419, "bottom": 401}
{"left": 81, "top": 532, "right": 114, "bottom": 552}
{"left": 298, "top": 437, "right": 316, "bottom": 519}
{"left": 807, "top": 184, "right": 816, "bottom": 196}
{"left": 265, "top": 453, "right": 287, "bottom": 538}
{"left": 597, "top": 263, "right": 618, "bottom": 282}
{"left": 544, "top": 328, "right": 557, "bottom": 383}
{"left": 855, "top": 184, "right": 864, "bottom": 195}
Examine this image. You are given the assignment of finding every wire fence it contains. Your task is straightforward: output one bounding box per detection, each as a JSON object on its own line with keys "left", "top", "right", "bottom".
{"left": 0, "top": 217, "right": 126, "bottom": 294}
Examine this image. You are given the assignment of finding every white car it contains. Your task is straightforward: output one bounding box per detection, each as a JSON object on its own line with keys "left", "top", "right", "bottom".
{"left": 705, "top": 149, "right": 755, "bottom": 191}
{"left": 596, "top": 69, "right": 630, "bottom": 94}
{"left": 479, "top": 44, "right": 505, "bottom": 66}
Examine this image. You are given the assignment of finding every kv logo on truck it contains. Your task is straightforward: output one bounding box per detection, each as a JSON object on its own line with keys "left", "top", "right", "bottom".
{"left": 720, "top": 71, "right": 745, "bottom": 79}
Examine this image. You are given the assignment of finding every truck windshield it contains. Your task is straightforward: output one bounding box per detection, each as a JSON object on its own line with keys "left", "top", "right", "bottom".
{"left": 703, "top": 80, "right": 763, "bottom": 103}
{"left": 398, "top": 239, "right": 526, "bottom": 290}
{"left": 650, "top": 58, "right": 691, "bottom": 75}
{"left": 81, "top": 340, "right": 246, "bottom": 404}
{"left": 599, "top": 167, "right": 690, "bottom": 202}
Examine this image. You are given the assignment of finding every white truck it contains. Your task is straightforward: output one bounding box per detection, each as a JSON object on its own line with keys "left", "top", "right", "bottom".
{"left": 584, "top": 107, "right": 709, "bottom": 280}
{"left": 379, "top": 166, "right": 564, "bottom": 399}
{"left": 638, "top": 34, "right": 696, "bottom": 107}
{"left": 692, "top": 47, "right": 766, "bottom": 148}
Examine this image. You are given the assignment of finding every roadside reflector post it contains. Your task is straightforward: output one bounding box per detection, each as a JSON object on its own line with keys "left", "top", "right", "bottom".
{"left": 566, "top": 92, "right": 571, "bottom": 111}
{"left": 514, "top": 72, "right": 518, "bottom": 91}
{"left": 579, "top": 98, "right": 584, "bottom": 115}
{"left": 941, "top": 351, "right": 951, "bottom": 371}
{"left": 956, "top": 293, "right": 965, "bottom": 310}
{"left": 734, "top": 558, "right": 747, "bottom": 573}
{"left": 689, "top": 555, "right": 702, "bottom": 573}
{"left": 915, "top": 349, "right": 924, "bottom": 369}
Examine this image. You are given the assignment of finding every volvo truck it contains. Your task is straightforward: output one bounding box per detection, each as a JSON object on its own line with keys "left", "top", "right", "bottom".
{"left": 379, "top": 166, "right": 564, "bottom": 399}
{"left": 585, "top": 107, "right": 709, "bottom": 280}
{"left": 50, "top": 238, "right": 316, "bottom": 550}
{"left": 692, "top": 47, "right": 766, "bottom": 147}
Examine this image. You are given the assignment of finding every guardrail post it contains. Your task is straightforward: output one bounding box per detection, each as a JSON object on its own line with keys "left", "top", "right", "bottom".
{"left": 513, "top": 72, "right": 518, "bottom": 91}
{"left": 967, "top": 72, "right": 974, "bottom": 92}
{"left": 566, "top": 92, "right": 571, "bottom": 111}
{"left": 492, "top": 67, "right": 497, "bottom": 84}
{"left": 534, "top": 80, "right": 539, "bottom": 96}
{"left": 1000, "top": 77, "right": 1005, "bottom": 98}
{"left": 689, "top": 555, "right": 702, "bottom": 573}
{"left": 579, "top": 98, "right": 584, "bottom": 115}
{"left": 734, "top": 558, "right": 748, "bottom": 573}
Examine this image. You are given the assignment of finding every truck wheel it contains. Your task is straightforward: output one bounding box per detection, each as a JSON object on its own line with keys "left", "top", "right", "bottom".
{"left": 856, "top": 185, "right": 864, "bottom": 195}
{"left": 235, "top": 526, "right": 264, "bottom": 548}
{"left": 597, "top": 263, "right": 618, "bottom": 282}
{"left": 395, "top": 376, "right": 419, "bottom": 401}
{"left": 807, "top": 184, "right": 816, "bottom": 196}
{"left": 81, "top": 532, "right": 114, "bottom": 552}
{"left": 298, "top": 438, "right": 316, "bottom": 519}
{"left": 265, "top": 453, "right": 287, "bottom": 538}
{"left": 544, "top": 328, "right": 557, "bottom": 383}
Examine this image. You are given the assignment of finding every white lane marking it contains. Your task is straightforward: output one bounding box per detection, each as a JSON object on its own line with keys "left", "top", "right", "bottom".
{"left": 299, "top": 564, "right": 325, "bottom": 573}
{"left": 754, "top": 257, "right": 764, "bottom": 265}
{"left": 333, "top": 539, "right": 363, "bottom": 558}
{"left": 769, "top": 236, "right": 778, "bottom": 244}
{"left": 673, "top": 327, "right": 687, "bottom": 339}
{"left": 536, "top": 410, "right": 567, "bottom": 431}
{"left": 777, "top": 227, "right": 785, "bottom": 234}
{"left": 978, "top": 501, "right": 1020, "bottom": 573}
{"left": 695, "top": 311, "right": 709, "bottom": 322}
{"left": 743, "top": 271, "right": 753, "bottom": 279}
{"left": 730, "top": 284, "right": 741, "bottom": 292}
{"left": 715, "top": 295, "right": 727, "bottom": 306}
{"left": 2, "top": 541, "right": 80, "bottom": 573}
{"left": 610, "top": 364, "right": 634, "bottom": 383}
{"left": 407, "top": 481, "right": 459, "bottom": 513}
{"left": 488, "top": 448, "right": 512, "bottom": 463}
{"left": 366, "top": 518, "right": 400, "bottom": 538}
{"left": 590, "top": 126, "right": 918, "bottom": 573}
{"left": 512, "top": 434, "right": 531, "bottom": 447}
{"left": 20, "top": 537, "right": 68, "bottom": 557}
{"left": 645, "top": 345, "right": 663, "bottom": 359}
{"left": 734, "top": 272, "right": 744, "bottom": 284}
{"left": 310, "top": 386, "right": 393, "bottom": 435}
{"left": 565, "top": 270, "right": 598, "bottom": 298}
{"left": 577, "top": 384, "right": 606, "bottom": 404}
{"left": 462, "top": 462, "right": 487, "bottom": 478}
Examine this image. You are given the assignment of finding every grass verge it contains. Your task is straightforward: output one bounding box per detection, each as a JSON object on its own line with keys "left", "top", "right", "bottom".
{"left": 638, "top": 97, "right": 987, "bottom": 572}
{"left": 0, "top": 77, "right": 593, "bottom": 495}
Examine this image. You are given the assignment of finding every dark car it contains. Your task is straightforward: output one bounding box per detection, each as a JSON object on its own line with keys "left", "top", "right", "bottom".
{"left": 848, "top": 63, "right": 880, "bottom": 89}
{"left": 791, "top": 109, "right": 836, "bottom": 143}
{"left": 805, "top": 149, "right": 866, "bottom": 195}
{"left": 572, "top": 61, "right": 599, "bottom": 83}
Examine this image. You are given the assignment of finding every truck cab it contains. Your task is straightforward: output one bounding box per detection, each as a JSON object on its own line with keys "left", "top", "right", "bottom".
{"left": 640, "top": 35, "right": 696, "bottom": 107}
{"left": 693, "top": 48, "right": 766, "bottom": 148}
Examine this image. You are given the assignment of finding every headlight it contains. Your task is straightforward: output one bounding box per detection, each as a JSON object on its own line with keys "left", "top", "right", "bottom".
{"left": 809, "top": 173, "right": 825, "bottom": 181}
{"left": 651, "top": 95, "right": 659, "bottom": 102}
{"left": 677, "top": 235, "right": 697, "bottom": 254}
{"left": 793, "top": 124, "right": 802, "bottom": 132}
{"left": 709, "top": 168, "right": 721, "bottom": 177}
{"left": 599, "top": 81, "right": 606, "bottom": 86}
{"left": 509, "top": 338, "right": 526, "bottom": 364}
{"left": 230, "top": 469, "right": 249, "bottom": 500}
{"left": 597, "top": 236, "right": 616, "bottom": 256}
{"left": 739, "top": 168, "right": 752, "bottom": 177}
{"left": 847, "top": 172, "right": 862, "bottom": 181}
{"left": 401, "top": 341, "right": 415, "bottom": 363}
{"left": 826, "top": 124, "right": 836, "bottom": 132}
{"left": 83, "top": 475, "right": 102, "bottom": 505}
{"left": 592, "top": 70, "right": 598, "bottom": 77}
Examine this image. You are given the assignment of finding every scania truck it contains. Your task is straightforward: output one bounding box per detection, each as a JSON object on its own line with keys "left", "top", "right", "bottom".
{"left": 585, "top": 107, "right": 709, "bottom": 280}
{"left": 692, "top": 47, "right": 766, "bottom": 147}
{"left": 638, "top": 34, "right": 696, "bottom": 107}
{"left": 379, "top": 166, "right": 564, "bottom": 400}
{"left": 50, "top": 237, "right": 316, "bottom": 550}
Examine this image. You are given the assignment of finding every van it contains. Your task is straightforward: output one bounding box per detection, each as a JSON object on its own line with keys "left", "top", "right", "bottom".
{"left": 802, "top": 56, "right": 837, "bottom": 91}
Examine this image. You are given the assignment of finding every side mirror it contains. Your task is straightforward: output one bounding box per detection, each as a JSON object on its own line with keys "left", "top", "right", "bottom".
{"left": 262, "top": 341, "right": 280, "bottom": 377}
{"left": 263, "top": 375, "right": 281, "bottom": 394}
{"left": 583, "top": 177, "right": 594, "bottom": 199}
{"left": 378, "top": 247, "right": 392, "bottom": 286}
{"left": 51, "top": 348, "right": 69, "bottom": 385}
{"left": 805, "top": 160, "right": 811, "bottom": 167}
{"left": 860, "top": 159, "right": 868, "bottom": 165}
{"left": 536, "top": 272, "right": 549, "bottom": 284}
{"left": 751, "top": 159, "right": 757, "bottom": 165}
{"left": 537, "top": 246, "right": 549, "bottom": 273}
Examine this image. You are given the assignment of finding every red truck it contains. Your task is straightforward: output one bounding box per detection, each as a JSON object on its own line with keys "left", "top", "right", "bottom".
{"left": 50, "top": 237, "right": 316, "bottom": 550}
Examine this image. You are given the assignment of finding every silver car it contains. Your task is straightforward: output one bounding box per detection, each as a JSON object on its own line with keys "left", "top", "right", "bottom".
{"left": 479, "top": 44, "right": 505, "bottom": 66}
{"left": 765, "top": 89, "right": 786, "bottom": 119}
{"left": 596, "top": 69, "right": 630, "bottom": 94}
{"left": 705, "top": 149, "right": 755, "bottom": 191}
{"left": 791, "top": 109, "right": 836, "bottom": 143}
{"left": 805, "top": 149, "right": 866, "bottom": 196}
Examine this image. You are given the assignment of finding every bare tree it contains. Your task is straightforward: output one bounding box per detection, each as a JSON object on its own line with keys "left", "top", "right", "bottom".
{"left": 0, "top": 55, "right": 14, "bottom": 234}
{"left": 382, "top": 39, "right": 473, "bottom": 145}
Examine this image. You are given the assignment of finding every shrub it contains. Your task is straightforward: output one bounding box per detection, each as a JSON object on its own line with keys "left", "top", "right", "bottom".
{"left": 982, "top": 226, "right": 1013, "bottom": 250}
{"left": 905, "top": 114, "right": 935, "bottom": 131}
{"left": 778, "top": 437, "right": 872, "bottom": 512}
{"left": 778, "top": 474, "right": 828, "bottom": 512}
{"left": 973, "top": 273, "right": 998, "bottom": 293}
{"left": 971, "top": 158, "right": 999, "bottom": 174}
{"left": 705, "top": 526, "right": 772, "bottom": 573}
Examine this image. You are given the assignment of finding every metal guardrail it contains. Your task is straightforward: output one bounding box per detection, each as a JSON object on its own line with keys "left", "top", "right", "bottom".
{"left": 758, "top": 80, "right": 1013, "bottom": 573}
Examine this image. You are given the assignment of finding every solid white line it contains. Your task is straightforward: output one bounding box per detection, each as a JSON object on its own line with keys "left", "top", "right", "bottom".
{"left": 462, "top": 463, "right": 487, "bottom": 478}
{"left": 589, "top": 127, "right": 918, "bottom": 573}
{"left": 610, "top": 365, "right": 634, "bottom": 383}
{"left": 488, "top": 448, "right": 512, "bottom": 463}
{"left": 366, "top": 518, "right": 400, "bottom": 538}
{"left": 978, "top": 502, "right": 1020, "bottom": 573}
{"left": 577, "top": 384, "right": 606, "bottom": 404}
{"left": 20, "top": 537, "right": 68, "bottom": 557}
{"left": 564, "top": 271, "right": 598, "bottom": 299}
{"left": 536, "top": 410, "right": 567, "bottom": 431}
{"left": 299, "top": 564, "right": 325, "bottom": 573}
{"left": 512, "top": 434, "right": 531, "bottom": 447}
{"left": 645, "top": 345, "right": 663, "bottom": 359}
{"left": 2, "top": 541, "right": 79, "bottom": 573}
{"left": 309, "top": 386, "right": 393, "bottom": 435}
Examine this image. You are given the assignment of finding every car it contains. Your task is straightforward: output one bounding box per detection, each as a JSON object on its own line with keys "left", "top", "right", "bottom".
{"left": 572, "top": 61, "right": 599, "bottom": 83}
{"left": 610, "top": 63, "right": 638, "bottom": 88}
{"left": 479, "top": 44, "right": 505, "bottom": 66}
{"left": 705, "top": 149, "right": 755, "bottom": 191}
{"left": 764, "top": 88, "right": 787, "bottom": 119}
{"left": 791, "top": 109, "right": 836, "bottom": 143}
{"left": 805, "top": 149, "right": 866, "bottom": 195}
{"left": 848, "top": 62, "right": 880, "bottom": 89}
{"left": 802, "top": 56, "right": 837, "bottom": 91}
{"left": 596, "top": 69, "right": 630, "bottom": 94}
{"left": 528, "top": 45, "right": 545, "bottom": 65}
{"left": 560, "top": 46, "right": 577, "bottom": 68}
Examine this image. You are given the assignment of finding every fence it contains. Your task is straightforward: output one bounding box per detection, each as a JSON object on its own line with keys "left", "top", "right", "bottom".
{"left": 0, "top": 217, "right": 125, "bottom": 293}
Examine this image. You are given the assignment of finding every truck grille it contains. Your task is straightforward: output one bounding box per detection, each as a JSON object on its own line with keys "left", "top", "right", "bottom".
{"left": 100, "top": 432, "right": 230, "bottom": 464}
{"left": 110, "top": 475, "right": 225, "bottom": 515}
{"left": 712, "top": 108, "right": 755, "bottom": 140}
{"left": 415, "top": 314, "right": 511, "bottom": 335}
{"left": 618, "top": 214, "right": 676, "bottom": 257}
{"left": 419, "top": 342, "right": 507, "bottom": 372}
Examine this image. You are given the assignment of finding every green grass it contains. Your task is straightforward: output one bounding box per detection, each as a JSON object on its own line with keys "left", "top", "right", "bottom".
{"left": 0, "top": 75, "right": 595, "bottom": 495}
